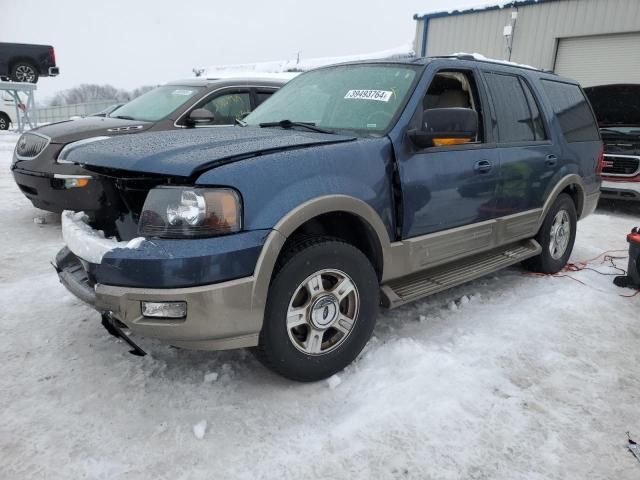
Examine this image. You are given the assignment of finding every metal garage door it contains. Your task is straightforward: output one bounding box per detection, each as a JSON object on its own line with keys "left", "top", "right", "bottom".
{"left": 554, "top": 32, "right": 640, "bottom": 87}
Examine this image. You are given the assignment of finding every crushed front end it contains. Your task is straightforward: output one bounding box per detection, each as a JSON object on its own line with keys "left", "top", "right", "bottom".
{"left": 53, "top": 169, "right": 271, "bottom": 352}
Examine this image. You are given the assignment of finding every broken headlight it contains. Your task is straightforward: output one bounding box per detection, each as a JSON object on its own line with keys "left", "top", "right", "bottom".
{"left": 139, "top": 187, "right": 242, "bottom": 238}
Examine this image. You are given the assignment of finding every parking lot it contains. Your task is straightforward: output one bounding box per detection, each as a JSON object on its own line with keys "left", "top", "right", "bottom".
{"left": 1, "top": 130, "right": 639, "bottom": 478}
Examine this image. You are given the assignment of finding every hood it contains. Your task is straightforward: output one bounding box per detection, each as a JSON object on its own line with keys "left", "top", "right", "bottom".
{"left": 68, "top": 126, "right": 356, "bottom": 177}
{"left": 34, "top": 116, "right": 153, "bottom": 144}
{"left": 584, "top": 84, "right": 640, "bottom": 127}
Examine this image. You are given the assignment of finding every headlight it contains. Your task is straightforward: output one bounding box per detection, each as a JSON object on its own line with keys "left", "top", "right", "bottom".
{"left": 57, "top": 136, "right": 110, "bottom": 164}
{"left": 139, "top": 187, "right": 242, "bottom": 238}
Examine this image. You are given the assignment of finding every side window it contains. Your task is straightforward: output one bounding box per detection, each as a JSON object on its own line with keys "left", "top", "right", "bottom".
{"left": 540, "top": 80, "right": 599, "bottom": 142}
{"left": 199, "top": 92, "right": 251, "bottom": 125}
{"left": 255, "top": 90, "right": 275, "bottom": 106}
{"left": 484, "top": 73, "right": 544, "bottom": 143}
{"left": 421, "top": 70, "right": 484, "bottom": 143}
{"left": 521, "top": 80, "right": 547, "bottom": 140}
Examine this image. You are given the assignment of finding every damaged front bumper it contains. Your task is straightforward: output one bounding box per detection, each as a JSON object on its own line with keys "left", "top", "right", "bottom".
{"left": 54, "top": 211, "right": 275, "bottom": 351}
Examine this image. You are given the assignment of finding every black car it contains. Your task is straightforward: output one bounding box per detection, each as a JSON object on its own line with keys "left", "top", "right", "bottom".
{"left": 0, "top": 43, "right": 59, "bottom": 83}
{"left": 10, "top": 76, "right": 291, "bottom": 213}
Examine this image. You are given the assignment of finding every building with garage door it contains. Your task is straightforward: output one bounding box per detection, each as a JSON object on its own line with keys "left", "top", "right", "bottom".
{"left": 413, "top": 0, "right": 640, "bottom": 87}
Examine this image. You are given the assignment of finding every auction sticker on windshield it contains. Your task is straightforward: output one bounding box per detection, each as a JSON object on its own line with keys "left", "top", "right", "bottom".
{"left": 172, "top": 89, "right": 195, "bottom": 96}
{"left": 344, "top": 90, "right": 393, "bottom": 102}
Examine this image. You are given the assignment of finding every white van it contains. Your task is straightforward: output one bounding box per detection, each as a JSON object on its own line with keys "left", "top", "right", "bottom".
{"left": 0, "top": 93, "right": 17, "bottom": 130}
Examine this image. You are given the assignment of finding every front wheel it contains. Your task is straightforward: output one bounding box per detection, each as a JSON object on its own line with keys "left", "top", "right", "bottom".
{"left": 0, "top": 113, "right": 9, "bottom": 130}
{"left": 11, "top": 62, "right": 39, "bottom": 83}
{"left": 523, "top": 193, "right": 577, "bottom": 274}
{"left": 258, "top": 237, "right": 379, "bottom": 382}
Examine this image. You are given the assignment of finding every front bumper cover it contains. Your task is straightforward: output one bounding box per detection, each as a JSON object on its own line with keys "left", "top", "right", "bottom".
{"left": 54, "top": 245, "right": 264, "bottom": 351}
{"left": 12, "top": 168, "right": 105, "bottom": 213}
{"left": 54, "top": 212, "right": 277, "bottom": 351}
{"left": 601, "top": 179, "right": 640, "bottom": 201}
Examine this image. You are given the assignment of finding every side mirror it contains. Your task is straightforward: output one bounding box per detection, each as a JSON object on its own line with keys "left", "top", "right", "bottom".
{"left": 186, "top": 108, "right": 215, "bottom": 126}
{"left": 408, "top": 108, "right": 478, "bottom": 148}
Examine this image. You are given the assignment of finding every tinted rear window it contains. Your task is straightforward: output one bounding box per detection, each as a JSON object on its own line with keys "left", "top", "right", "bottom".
{"left": 484, "top": 73, "right": 547, "bottom": 143}
{"left": 541, "top": 80, "right": 599, "bottom": 142}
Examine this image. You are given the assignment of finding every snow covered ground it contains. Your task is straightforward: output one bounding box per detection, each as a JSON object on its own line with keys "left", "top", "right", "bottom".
{"left": 1, "top": 130, "right": 639, "bottom": 479}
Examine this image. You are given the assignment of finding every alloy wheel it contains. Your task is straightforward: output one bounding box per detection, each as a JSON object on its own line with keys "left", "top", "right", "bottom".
{"left": 286, "top": 268, "right": 359, "bottom": 355}
{"left": 15, "top": 65, "right": 36, "bottom": 82}
{"left": 549, "top": 209, "right": 571, "bottom": 260}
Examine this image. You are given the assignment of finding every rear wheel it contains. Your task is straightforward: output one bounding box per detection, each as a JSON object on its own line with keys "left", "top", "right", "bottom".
{"left": 258, "top": 237, "right": 379, "bottom": 382}
{"left": 11, "top": 62, "right": 39, "bottom": 83}
{"left": 0, "top": 113, "right": 9, "bottom": 130}
{"left": 523, "top": 193, "right": 577, "bottom": 274}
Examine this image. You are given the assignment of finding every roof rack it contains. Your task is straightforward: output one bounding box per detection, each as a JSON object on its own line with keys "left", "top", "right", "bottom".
{"left": 430, "top": 53, "right": 555, "bottom": 74}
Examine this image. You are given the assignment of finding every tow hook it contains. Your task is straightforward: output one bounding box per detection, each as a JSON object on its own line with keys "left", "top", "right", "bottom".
{"left": 101, "top": 312, "right": 147, "bottom": 357}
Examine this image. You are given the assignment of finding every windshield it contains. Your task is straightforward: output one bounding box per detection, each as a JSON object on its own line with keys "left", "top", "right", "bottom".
{"left": 111, "top": 85, "right": 204, "bottom": 122}
{"left": 243, "top": 64, "right": 420, "bottom": 134}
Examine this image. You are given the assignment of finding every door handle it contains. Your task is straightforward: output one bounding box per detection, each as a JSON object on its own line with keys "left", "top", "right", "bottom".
{"left": 474, "top": 160, "right": 492, "bottom": 174}
{"left": 545, "top": 154, "right": 558, "bottom": 167}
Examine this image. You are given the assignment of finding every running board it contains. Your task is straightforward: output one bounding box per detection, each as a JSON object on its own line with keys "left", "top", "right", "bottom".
{"left": 381, "top": 239, "right": 541, "bottom": 309}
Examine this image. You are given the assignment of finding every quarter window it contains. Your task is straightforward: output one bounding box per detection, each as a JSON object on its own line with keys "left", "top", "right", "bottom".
{"left": 541, "top": 80, "right": 599, "bottom": 142}
{"left": 485, "top": 73, "right": 545, "bottom": 143}
{"left": 255, "top": 91, "right": 275, "bottom": 106}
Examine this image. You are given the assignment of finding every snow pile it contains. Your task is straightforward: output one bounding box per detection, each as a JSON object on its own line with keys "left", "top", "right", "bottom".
{"left": 61, "top": 210, "right": 145, "bottom": 263}
{"left": 326, "top": 374, "right": 342, "bottom": 390}
{"left": 1, "top": 131, "right": 640, "bottom": 479}
{"left": 192, "top": 420, "right": 207, "bottom": 440}
{"left": 200, "top": 44, "right": 414, "bottom": 79}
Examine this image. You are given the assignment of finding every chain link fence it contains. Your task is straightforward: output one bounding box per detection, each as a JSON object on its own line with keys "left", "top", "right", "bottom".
{"left": 37, "top": 100, "right": 119, "bottom": 124}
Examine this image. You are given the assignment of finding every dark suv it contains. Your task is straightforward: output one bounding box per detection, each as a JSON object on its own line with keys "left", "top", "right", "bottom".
{"left": 11, "top": 77, "right": 289, "bottom": 213}
{"left": 54, "top": 57, "right": 603, "bottom": 381}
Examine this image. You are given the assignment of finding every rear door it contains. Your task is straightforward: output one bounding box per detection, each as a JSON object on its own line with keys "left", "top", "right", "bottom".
{"left": 397, "top": 66, "right": 501, "bottom": 238}
{"left": 482, "top": 70, "right": 558, "bottom": 215}
{"left": 539, "top": 79, "right": 602, "bottom": 194}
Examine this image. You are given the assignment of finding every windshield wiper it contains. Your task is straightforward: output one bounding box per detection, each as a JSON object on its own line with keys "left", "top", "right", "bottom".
{"left": 111, "top": 114, "right": 136, "bottom": 120}
{"left": 235, "top": 118, "right": 247, "bottom": 126}
{"left": 259, "top": 119, "right": 334, "bottom": 134}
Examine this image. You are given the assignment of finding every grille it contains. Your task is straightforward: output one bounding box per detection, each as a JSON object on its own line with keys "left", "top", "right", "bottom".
{"left": 16, "top": 132, "right": 50, "bottom": 159}
{"left": 602, "top": 155, "right": 640, "bottom": 177}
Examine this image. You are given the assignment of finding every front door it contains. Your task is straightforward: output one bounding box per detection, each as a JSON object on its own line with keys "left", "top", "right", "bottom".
{"left": 398, "top": 67, "right": 500, "bottom": 239}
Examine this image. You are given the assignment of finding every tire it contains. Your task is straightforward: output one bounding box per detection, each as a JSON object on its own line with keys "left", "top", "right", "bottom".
{"left": 258, "top": 236, "right": 379, "bottom": 382}
{"left": 0, "top": 113, "right": 9, "bottom": 130}
{"left": 523, "top": 193, "right": 577, "bottom": 274}
{"left": 10, "top": 62, "right": 39, "bottom": 83}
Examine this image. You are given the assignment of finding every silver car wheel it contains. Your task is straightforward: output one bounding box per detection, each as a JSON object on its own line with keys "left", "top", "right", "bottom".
{"left": 549, "top": 210, "right": 571, "bottom": 260}
{"left": 15, "top": 65, "right": 36, "bottom": 82}
{"left": 286, "top": 268, "right": 359, "bottom": 355}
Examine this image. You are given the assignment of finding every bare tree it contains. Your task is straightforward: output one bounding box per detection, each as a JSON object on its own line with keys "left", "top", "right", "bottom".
{"left": 48, "top": 84, "right": 155, "bottom": 106}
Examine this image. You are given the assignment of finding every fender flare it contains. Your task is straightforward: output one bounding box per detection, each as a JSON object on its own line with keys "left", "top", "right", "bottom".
{"left": 539, "top": 174, "right": 587, "bottom": 224}
{"left": 249, "top": 195, "right": 392, "bottom": 318}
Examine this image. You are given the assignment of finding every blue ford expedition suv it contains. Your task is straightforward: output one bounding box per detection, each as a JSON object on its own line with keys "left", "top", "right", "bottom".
{"left": 55, "top": 56, "right": 603, "bottom": 381}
